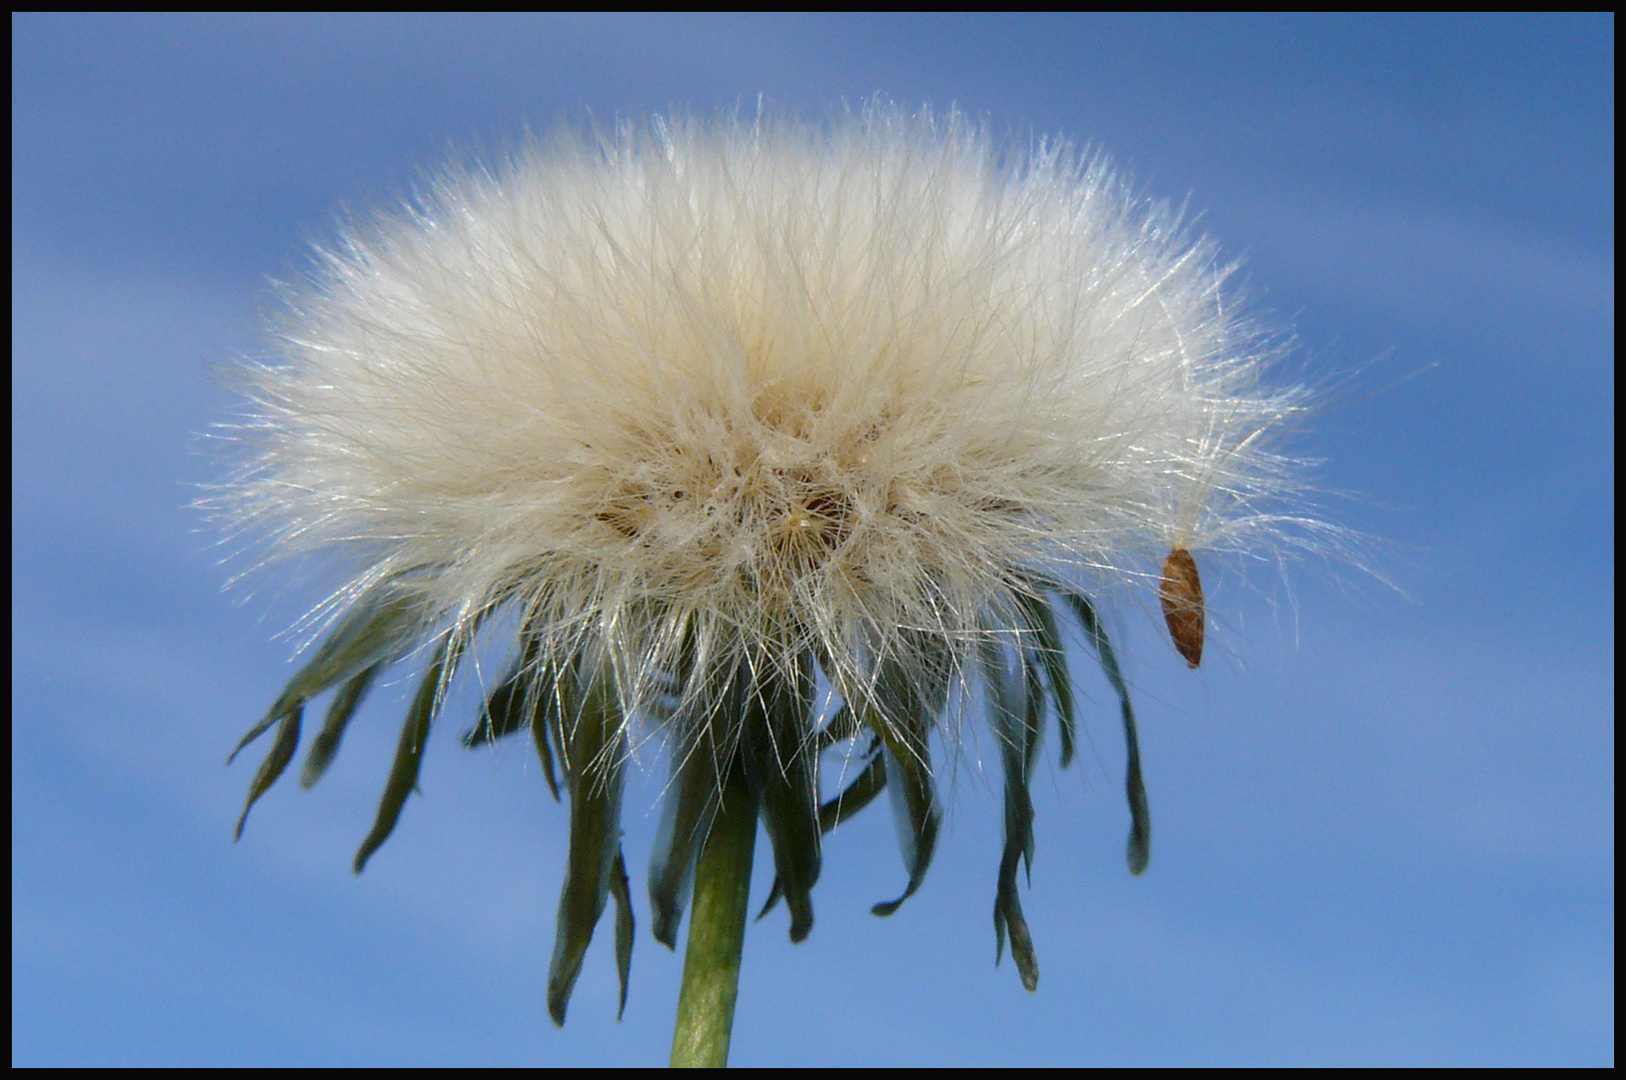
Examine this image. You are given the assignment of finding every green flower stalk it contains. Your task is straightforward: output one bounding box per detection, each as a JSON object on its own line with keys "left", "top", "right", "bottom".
{"left": 210, "top": 102, "right": 1328, "bottom": 1065}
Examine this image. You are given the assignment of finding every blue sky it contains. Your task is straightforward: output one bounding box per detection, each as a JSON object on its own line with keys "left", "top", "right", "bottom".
{"left": 12, "top": 14, "right": 1613, "bottom": 1066}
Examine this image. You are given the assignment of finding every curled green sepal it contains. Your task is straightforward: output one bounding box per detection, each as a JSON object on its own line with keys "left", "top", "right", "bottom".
{"left": 819, "top": 736, "right": 887, "bottom": 833}
{"left": 648, "top": 743, "right": 718, "bottom": 950}
{"left": 647, "top": 623, "right": 715, "bottom": 948}
{"left": 1015, "top": 590, "right": 1077, "bottom": 769}
{"left": 464, "top": 636, "right": 557, "bottom": 741}
{"left": 233, "top": 703, "right": 301, "bottom": 840}
{"left": 228, "top": 584, "right": 421, "bottom": 766}
{"left": 867, "top": 654, "right": 945, "bottom": 917}
{"left": 608, "top": 846, "right": 634, "bottom": 1020}
{"left": 1061, "top": 591, "right": 1151, "bottom": 875}
{"left": 759, "top": 736, "right": 885, "bottom": 919}
{"left": 986, "top": 642, "right": 1045, "bottom": 992}
{"left": 463, "top": 641, "right": 563, "bottom": 801}
{"left": 461, "top": 662, "right": 527, "bottom": 748}
{"left": 300, "top": 663, "right": 380, "bottom": 789}
{"left": 459, "top": 627, "right": 565, "bottom": 800}
{"left": 352, "top": 633, "right": 464, "bottom": 874}
{"left": 745, "top": 655, "right": 820, "bottom": 943}
{"left": 990, "top": 648, "right": 1042, "bottom": 989}
{"left": 993, "top": 867, "right": 1040, "bottom": 993}
{"left": 547, "top": 666, "right": 628, "bottom": 1027}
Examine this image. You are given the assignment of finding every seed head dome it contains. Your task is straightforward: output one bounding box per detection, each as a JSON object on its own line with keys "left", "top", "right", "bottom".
{"left": 229, "top": 104, "right": 1300, "bottom": 701}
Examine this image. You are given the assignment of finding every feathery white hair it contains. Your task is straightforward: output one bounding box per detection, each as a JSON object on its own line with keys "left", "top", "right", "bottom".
{"left": 224, "top": 103, "right": 1305, "bottom": 723}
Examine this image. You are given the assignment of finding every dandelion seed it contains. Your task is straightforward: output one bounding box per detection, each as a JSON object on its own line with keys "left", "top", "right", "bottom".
{"left": 1160, "top": 546, "right": 1206, "bottom": 668}
{"left": 207, "top": 101, "right": 1331, "bottom": 1065}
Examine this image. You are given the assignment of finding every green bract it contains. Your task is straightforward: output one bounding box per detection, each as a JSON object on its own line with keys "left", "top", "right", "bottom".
{"left": 230, "top": 576, "right": 1150, "bottom": 1019}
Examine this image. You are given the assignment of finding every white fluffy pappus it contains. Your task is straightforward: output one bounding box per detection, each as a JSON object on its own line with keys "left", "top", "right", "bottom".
{"left": 211, "top": 102, "right": 1333, "bottom": 1018}
{"left": 224, "top": 104, "right": 1308, "bottom": 708}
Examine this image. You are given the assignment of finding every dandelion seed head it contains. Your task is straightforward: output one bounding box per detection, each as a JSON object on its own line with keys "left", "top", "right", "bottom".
{"left": 210, "top": 102, "right": 1352, "bottom": 1023}
{"left": 218, "top": 101, "right": 1314, "bottom": 747}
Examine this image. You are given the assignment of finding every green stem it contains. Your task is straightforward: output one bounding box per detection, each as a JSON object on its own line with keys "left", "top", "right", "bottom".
{"left": 670, "top": 761, "right": 758, "bottom": 1068}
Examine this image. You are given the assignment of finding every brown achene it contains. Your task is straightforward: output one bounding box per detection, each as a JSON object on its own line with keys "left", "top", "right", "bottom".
{"left": 1159, "top": 547, "right": 1205, "bottom": 668}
